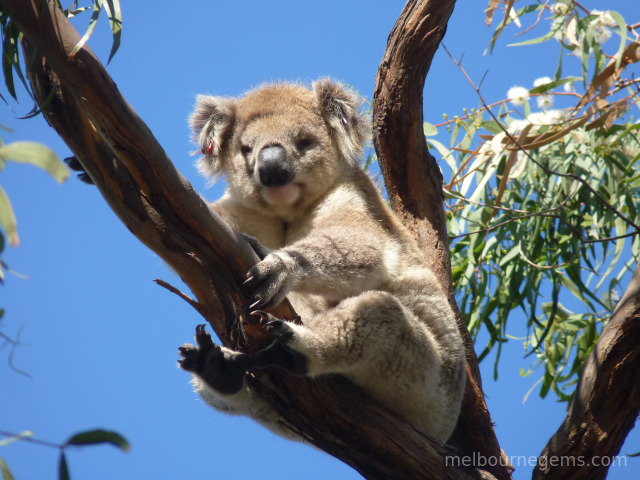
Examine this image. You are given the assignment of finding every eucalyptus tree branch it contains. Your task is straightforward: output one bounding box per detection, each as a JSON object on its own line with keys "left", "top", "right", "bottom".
{"left": 372, "top": 1, "right": 512, "bottom": 479}
{"left": 2, "top": 0, "right": 493, "bottom": 478}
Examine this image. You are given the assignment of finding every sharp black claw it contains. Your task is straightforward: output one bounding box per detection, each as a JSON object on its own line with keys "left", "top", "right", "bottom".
{"left": 264, "top": 319, "right": 283, "bottom": 329}
{"left": 64, "top": 156, "right": 83, "bottom": 171}
{"left": 77, "top": 172, "right": 94, "bottom": 184}
{"left": 250, "top": 310, "right": 268, "bottom": 323}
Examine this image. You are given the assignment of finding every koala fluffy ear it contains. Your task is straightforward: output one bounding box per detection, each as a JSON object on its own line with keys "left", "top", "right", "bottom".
{"left": 312, "top": 78, "right": 370, "bottom": 165}
{"left": 189, "top": 95, "right": 236, "bottom": 179}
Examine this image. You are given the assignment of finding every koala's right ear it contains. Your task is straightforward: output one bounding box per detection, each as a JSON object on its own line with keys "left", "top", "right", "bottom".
{"left": 189, "top": 95, "right": 236, "bottom": 178}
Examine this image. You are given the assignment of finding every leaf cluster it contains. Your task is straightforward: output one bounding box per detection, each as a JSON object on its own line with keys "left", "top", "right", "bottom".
{"left": 0, "top": 0, "right": 122, "bottom": 107}
{"left": 430, "top": 1, "right": 640, "bottom": 401}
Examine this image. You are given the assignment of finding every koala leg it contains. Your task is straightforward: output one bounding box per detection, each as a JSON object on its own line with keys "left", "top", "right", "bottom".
{"left": 252, "top": 291, "right": 459, "bottom": 440}
{"left": 253, "top": 291, "right": 438, "bottom": 379}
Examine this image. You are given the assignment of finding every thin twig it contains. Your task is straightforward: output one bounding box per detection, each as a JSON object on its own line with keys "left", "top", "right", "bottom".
{"left": 447, "top": 185, "right": 579, "bottom": 240}
{"left": 0, "top": 430, "right": 62, "bottom": 450}
{"left": 153, "top": 279, "right": 206, "bottom": 317}
{"left": 0, "top": 327, "right": 32, "bottom": 378}
{"left": 441, "top": 42, "right": 640, "bottom": 236}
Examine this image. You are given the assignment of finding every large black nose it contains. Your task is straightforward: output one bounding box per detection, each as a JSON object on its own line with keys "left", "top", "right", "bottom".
{"left": 258, "top": 145, "right": 294, "bottom": 187}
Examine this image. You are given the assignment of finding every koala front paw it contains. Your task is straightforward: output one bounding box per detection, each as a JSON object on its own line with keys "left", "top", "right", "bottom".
{"left": 178, "top": 324, "right": 252, "bottom": 395}
{"left": 243, "top": 253, "right": 294, "bottom": 309}
{"left": 248, "top": 311, "right": 307, "bottom": 376}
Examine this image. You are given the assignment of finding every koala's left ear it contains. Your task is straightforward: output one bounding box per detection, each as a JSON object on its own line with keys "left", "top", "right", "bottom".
{"left": 313, "top": 78, "right": 370, "bottom": 164}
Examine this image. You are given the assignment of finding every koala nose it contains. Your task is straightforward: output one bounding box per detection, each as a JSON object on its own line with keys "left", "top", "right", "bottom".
{"left": 258, "top": 145, "right": 294, "bottom": 187}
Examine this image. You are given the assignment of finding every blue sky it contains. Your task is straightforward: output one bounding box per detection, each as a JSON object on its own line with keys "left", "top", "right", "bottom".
{"left": 2, "top": 1, "right": 639, "bottom": 479}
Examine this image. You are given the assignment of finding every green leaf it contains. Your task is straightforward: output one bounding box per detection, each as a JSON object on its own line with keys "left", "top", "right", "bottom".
{"left": 58, "top": 452, "right": 69, "bottom": 480}
{"left": 507, "top": 25, "right": 557, "bottom": 47}
{"left": 480, "top": 120, "right": 504, "bottom": 135}
{"left": 70, "top": 0, "right": 104, "bottom": 57}
{"left": 0, "top": 22, "right": 34, "bottom": 103}
{"left": 488, "top": 3, "right": 543, "bottom": 53}
{"left": 2, "top": 31, "right": 17, "bottom": 101}
{"left": 426, "top": 138, "right": 456, "bottom": 172}
{"left": 65, "top": 429, "right": 130, "bottom": 452}
{"left": 608, "top": 11, "right": 627, "bottom": 70}
{"left": 103, "top": 0, "right": 123, "bottom": 64}
{"left": 0, "top": 457, "right": 15, "bottom": 480}
{"left": 423, "top": 122, "right": 438, "bottom": 137}
{"left": 498, "top": 244, "right": 520, "bottom": 267}
{"left": 529, "top": 76, "right": 581, "bottom": 94}
{"left": 0, "top": 142, "right": 69, "bottom": 183}
{"left": 0, "top": 186, "right": 18, "bottom": 247}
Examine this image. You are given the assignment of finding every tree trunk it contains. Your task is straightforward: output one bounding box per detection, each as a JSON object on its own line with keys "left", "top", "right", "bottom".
{"left": 372, "top": 2, "right": 512, "bottom": 479}
{"left": 2, "top": 0, "right": 493, "bottom": 478}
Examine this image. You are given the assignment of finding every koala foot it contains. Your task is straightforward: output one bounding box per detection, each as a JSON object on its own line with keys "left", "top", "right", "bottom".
{"left": 248, "top": 311, "right": 307, "bottom": 376}
{"left": 64, "top": 156, "right": 94, "bottom": 185}
{"left": 178, "top": 324, "right": 252, "bottom": 395}
{"left": 250, "top": 310, "right": 294, "bottom": 342}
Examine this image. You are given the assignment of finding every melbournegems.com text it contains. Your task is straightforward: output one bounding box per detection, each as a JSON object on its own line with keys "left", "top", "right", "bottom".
{"left": 445, "top": 452, "right": 628, "bottom": 469}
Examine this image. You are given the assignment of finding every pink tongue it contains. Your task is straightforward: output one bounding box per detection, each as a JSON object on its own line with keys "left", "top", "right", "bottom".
{"left": 263, "top": 183, "right": 299, "bottom": 205}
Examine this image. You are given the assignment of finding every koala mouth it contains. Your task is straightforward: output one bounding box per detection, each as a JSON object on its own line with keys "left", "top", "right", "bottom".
{"left": 261, "top": 183, "right": 301, "bottom": 206}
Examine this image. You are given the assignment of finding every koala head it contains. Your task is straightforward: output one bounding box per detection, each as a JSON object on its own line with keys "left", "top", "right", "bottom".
{"left": 190, "top": 79, "right": 370, "bottom": 217}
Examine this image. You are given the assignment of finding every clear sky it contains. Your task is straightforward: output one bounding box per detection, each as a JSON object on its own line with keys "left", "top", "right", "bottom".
{"left": 2, "top": 1, "right": 639, "bottom": 479}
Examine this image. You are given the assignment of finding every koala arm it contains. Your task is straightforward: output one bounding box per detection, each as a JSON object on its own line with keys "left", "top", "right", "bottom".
{"left": 246, "top": 204, "right": 399, "bottom": 308}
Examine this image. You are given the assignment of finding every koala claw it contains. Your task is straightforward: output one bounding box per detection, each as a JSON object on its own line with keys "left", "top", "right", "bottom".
{"left": 250, "top": 311, "right": 295, "bottom": 343}
{"left": 242, "top": 254, "right": 292, "bottom": 309}
{"left": 64, "top": 156, "right": 94, "bottom": 185}
{"left": 264, "top": 320, "right": 294, "bottom": 343}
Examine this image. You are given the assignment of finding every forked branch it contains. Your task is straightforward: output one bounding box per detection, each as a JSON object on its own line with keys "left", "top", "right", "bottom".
{"left": 1, "top": 0, "right": 496, "bottom": 478}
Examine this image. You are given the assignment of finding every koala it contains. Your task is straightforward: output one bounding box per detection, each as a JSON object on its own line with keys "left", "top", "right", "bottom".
{"left": 178, "top": 79, "right": 466, "bottom": 442}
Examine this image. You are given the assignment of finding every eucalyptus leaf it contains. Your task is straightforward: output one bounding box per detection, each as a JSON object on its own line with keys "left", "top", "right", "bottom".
{"left": 423, "top": 122, "right": 438, "bottom": 137}
{"left": 58, "top": 452, "right": 69, "bottom": 480}
{"left": 0, "top": 186, "right": 18, "bottom": 247}
{"left": 0, "top": 457, "right": 15, "bottom": 480}
{"left": 65, "top": 429, "right": 130, "bottom": 452}
{"left": 0, "top": 142, "right": 69, "bottom": 183}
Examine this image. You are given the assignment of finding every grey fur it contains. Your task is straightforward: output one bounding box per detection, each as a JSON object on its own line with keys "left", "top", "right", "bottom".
{"left": 180, "top": 79, "right": 466, "bottom": 442}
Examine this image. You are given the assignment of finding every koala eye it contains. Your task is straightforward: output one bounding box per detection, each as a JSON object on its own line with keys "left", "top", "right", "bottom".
{"left": 296, "top": 137, "right": 314, "bottom": 151}
{"left": 241, "top": 145, "right": 253, "bottom": 156}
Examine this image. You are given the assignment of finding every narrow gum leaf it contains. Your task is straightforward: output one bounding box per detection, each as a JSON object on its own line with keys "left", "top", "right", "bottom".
{"left": 0, "top": 141, "right": 69, "bottom": 183}
{"left": 65, "top": 429, "right": 131, "bottom": 452}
